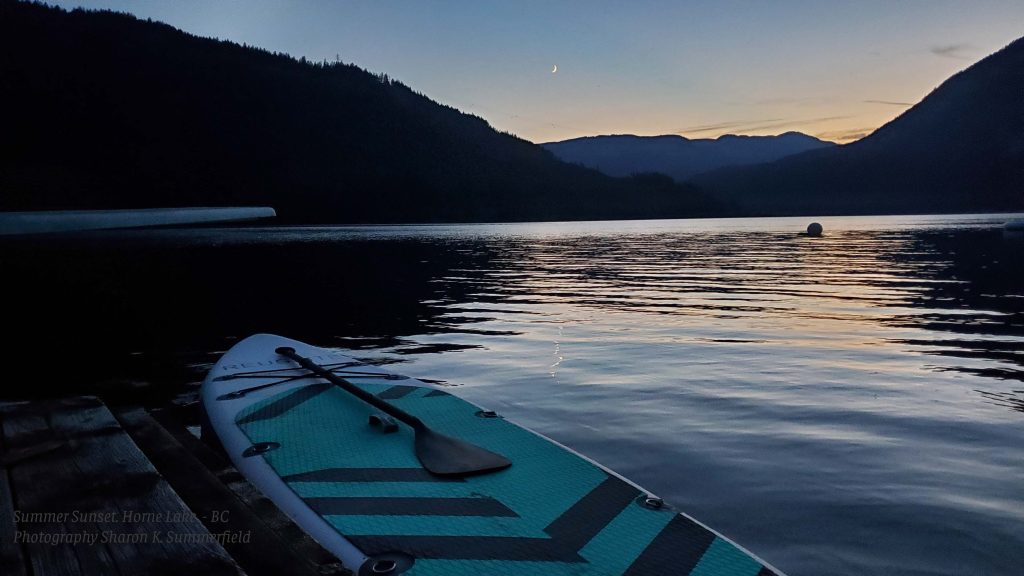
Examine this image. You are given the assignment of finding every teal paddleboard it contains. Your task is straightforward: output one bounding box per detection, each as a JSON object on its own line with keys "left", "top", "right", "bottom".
{"left": 202, "top": 334, "right": 784, "bottom": 576}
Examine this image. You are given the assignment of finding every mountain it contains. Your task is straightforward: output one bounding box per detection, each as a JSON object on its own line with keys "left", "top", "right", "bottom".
{"left": 542, "top": 132, "right": 834, "bottom": 181}
{"left": 0, "top": 1, "right": 722, "bottom": 223}
{"left": 693, "top": 38, "right": 1024, "bottom": 215}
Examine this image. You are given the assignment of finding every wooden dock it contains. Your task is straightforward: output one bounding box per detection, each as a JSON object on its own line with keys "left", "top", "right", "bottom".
{"left": 0, "top": 397, "right": 351, "bottom": 576}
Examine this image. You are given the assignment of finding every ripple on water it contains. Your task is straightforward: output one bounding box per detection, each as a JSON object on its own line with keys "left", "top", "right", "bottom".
{"left": 3, "top": 214, "right": 1023, "bottom": 575}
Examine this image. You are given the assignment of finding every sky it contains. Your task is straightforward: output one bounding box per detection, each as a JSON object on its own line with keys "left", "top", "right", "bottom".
{"left": 51, "top": 1, "right": 1024, "bottom": 144}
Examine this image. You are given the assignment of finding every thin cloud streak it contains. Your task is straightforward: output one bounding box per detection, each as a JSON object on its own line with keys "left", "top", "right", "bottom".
{"left": 930, "top": 43, "right": 975, "bottom": 60}
{"left": 864, "top": 99, "right": 914, "bottom": 107}
{"left": 815, "top": 127, "right": 876, "bottom": 143}
{"left": 676, "top": 119, "right": 784, "bottom": 134}
{"left": 677, "top": 115, "right": 851, "bottom": 136}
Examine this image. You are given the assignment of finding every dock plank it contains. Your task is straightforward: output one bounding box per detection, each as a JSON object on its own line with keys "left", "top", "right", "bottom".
{"left": 116, "top": 406, "right": 349, "bottom": 576}
{"left": 1, "top": 397, "right": 245, "bottom": 576}
{"left": 2, "top": 400, "right": 84, "bottom": 576}
{"left": 0, "top": 403, "right": 28, "bottom": 576}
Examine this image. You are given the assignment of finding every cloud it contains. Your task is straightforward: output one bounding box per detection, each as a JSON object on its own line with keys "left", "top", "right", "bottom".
{"left": 814, "top": 127, "right": 876, "bottom": 143}
{"left": 677, "top": 115, "right": 851, "bottom": 136}
{"left": 930, "top": 43, "right": 975, "bottom": 60}
{"left": 864, "top": 99, "right": 914, "bottom": 107}
{"left": 675, "top": 119, "right": 784, "bottom": 134}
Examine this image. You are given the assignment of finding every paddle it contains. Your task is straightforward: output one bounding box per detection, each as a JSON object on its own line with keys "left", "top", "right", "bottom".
{"left": 274, "top": 347, "right": 512, "bottom": 477}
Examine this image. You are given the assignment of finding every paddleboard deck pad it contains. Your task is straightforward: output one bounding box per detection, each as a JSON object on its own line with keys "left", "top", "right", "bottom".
{"left": 202, "top": 334, "right": 784, "bottom": 576}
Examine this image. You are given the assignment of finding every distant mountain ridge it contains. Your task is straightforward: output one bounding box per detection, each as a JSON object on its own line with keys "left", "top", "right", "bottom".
{"left": 2, "top": 1, "right": 1019, "bottom": 222}
{"left": 692, "top": 37, "right": 1024, "bottom": 215}
{"left": 542, "top": 132, "right": 834, "bottom": 181}
{"left": 0, "top": 1, "right": 722, "bottom": 223}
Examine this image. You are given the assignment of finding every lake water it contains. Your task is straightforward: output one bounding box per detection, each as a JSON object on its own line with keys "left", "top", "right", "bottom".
{"left": 4, "top": 214, "right": 1023, "bottom": 575}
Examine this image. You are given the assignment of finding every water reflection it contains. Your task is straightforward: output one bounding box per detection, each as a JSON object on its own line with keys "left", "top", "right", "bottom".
{"left": 3, "top": 215, "right": 1023, "bottom": 576}
{"left": 3, "top": 219, "right": 1022, "bottom": 405}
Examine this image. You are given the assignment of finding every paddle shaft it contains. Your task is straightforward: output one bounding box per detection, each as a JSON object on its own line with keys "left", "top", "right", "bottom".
{"left": 275, "top": 345, "right": 511, "bottom": 477}
{"left": 276, "top": 347, "right": 426, "bottom": 432}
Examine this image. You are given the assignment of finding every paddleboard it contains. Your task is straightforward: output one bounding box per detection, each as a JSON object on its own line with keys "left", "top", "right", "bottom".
{"left": 201, "top": 334, "right": 784, "bottom": 576}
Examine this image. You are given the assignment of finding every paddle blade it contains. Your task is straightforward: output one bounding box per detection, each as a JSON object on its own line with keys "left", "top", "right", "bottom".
{"left": 414, "top": 428, "right": 511, "bottom": 477}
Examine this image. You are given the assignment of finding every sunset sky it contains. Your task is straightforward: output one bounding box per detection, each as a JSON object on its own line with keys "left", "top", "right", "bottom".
{"left": 53, "top": 0, "right": 1024, "bottom": 144}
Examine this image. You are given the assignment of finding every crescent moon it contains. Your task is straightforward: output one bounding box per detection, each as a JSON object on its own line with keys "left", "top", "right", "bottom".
{"left": 552, "top": 64, "right": 558, "bottom": 74}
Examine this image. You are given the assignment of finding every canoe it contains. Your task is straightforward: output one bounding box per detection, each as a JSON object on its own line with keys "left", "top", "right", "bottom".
{"left": 0, "top": 207, "right": 275, "bottom": 235}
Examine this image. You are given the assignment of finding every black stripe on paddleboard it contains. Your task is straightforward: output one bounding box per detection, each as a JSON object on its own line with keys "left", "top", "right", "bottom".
{"left": 307, "top": 496, "right": 518, "bottom": 517}
{"left": 545, "top": 474, "right": 641, "bottom": 549}
{"left": 622, "top": 515, "right": 716, "bottom": 576}
{"left": 236, "top": 383, "right": 332, "bottom": 425}
{"left": 345, "top": 474, "right": 641, "bottom": 562}
{"left": 757, "top": 567, "right": 779, "bottom": 576}
{"left": 424, "top": 389, "right": 451, "bottom": 397}
{"left": 377, "top": 385, "right": 417, "bottom": 399}
{"left": 346, "top": 534, "right": 586, "bottom": 563}
{"left": 283, "top": 468, "right": 464, "bottom": 483}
